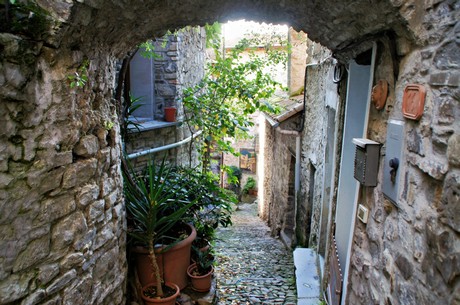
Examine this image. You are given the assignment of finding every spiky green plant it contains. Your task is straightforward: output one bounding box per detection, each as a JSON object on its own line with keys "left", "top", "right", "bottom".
{"left": 124, "top": 159, "right": 194, "bottom": 298}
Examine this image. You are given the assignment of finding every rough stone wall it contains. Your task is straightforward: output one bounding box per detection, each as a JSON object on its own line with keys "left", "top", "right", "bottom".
{"left": 151, "top": 36, "right": 180, "bottom": 120}
{"left": 175, "top": 27, "right": 207, "bottom": 167}
{"left": 125, "top": 27, "right": 205, "bottom": 168}
{"left": 297, "top": 61, "right": 337, "bottom": 248}
{"left": 261, "top": 119, "right": 300, "bottom": 237}
{"left": 259, "top": 117, "right": 274, "bottom": 221}
{"left": 346, "top": 5, "right": 460, "bottom": 304}
{"left": 0, "top": 37, "right": 127, "bottom": 304}
{"left": 1, "top": 0, "right": 458, "bottom": 304}
{"left": 124, "top": 126, "right": 178, "bottom": 169}
{"left": 287, "top": 28, "right": 308, "bottom": 95}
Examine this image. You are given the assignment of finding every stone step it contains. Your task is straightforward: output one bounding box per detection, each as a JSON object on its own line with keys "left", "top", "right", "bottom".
{"left": 293, "top": 248, "right": 321, "bottom": 304}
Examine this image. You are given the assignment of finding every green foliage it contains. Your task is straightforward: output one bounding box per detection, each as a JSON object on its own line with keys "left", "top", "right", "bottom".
{"left": 168, "top": 166, "right": 235, "bottom": 229}
{"left": 124, "top": 158, "right": 197, "bottom": 297}
{"left": 68, "top": 60, "right": 89, "bottom": 88}
{"left": 204, "top": 22, "right": 222, "bottom": 49}
{"left": 182, "top": 30, "right": 288, "bottom": 169}
{"left": 2, "top": 0, "right": 54, "bottom": 39}
{"left": 124, "top": 159, "right": 195, "bottom": 248}
{"left": 138, "top": 40, "right": 163, "bottom": 60}
{"left": 243, "top": 177, "right": 256, "bottom": 194}
{"left": 226, "top": 165, "right": 242, "bottom": 187}
{"left": 121, "top": 94, "right": 144, "bottom": 140}
{"left": 192, "top": 246, "right": 215, "bottom": 275}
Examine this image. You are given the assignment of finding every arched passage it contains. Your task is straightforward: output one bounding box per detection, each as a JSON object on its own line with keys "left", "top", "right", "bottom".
{"left": 1, "top": 0, "right": 458, "bottom": 304}
{"left": 45, "top": 0, "right": 415, "bottom": 57}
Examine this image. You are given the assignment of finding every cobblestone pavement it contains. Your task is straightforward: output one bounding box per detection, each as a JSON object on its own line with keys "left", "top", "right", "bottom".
{"left": 214, "top": 202, "right": 297, "bottom": 305}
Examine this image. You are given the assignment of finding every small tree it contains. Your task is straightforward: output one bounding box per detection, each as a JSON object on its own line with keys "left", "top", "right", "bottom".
{"left": 182, "top": 25, "right": 289, "bottom": 171}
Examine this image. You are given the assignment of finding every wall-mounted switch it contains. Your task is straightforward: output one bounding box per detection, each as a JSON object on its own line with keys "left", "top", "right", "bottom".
{"left": 357, "top": 204, "right": 369, "bottom": 224}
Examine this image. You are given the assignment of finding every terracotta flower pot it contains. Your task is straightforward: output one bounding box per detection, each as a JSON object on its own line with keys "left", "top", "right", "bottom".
{"left": 141, "top": 282, "right": 180, "bottom": 305}
{"left": 164, "top": 107, "right": 176, "bottom": 122}
{"left": 133, "top": 224, "right": 197, "bottom": 289}
{"left": 187, "top": 263, "right": 214, "bottom": 292}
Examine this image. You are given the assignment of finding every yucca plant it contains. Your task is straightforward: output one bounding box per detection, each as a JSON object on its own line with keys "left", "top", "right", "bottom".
{"left": 124, "top": 159, "right": 194, "bottom": 298}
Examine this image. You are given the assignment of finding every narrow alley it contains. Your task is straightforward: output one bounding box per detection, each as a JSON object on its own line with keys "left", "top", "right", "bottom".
{"left": 214, "top": 202, "right": 297, "bottom": 304}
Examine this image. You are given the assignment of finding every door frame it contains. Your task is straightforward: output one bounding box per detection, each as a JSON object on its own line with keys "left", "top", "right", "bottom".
{"left": 335, "top": 43, "right": 377, "bottom": 305}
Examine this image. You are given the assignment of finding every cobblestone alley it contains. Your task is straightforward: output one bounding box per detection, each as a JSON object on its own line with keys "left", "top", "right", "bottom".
{"left": 214, "top": 202, "right": 297, "bottom": 304}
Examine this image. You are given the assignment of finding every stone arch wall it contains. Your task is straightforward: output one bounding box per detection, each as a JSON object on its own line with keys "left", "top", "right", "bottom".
{"left": 0, "top": 0, "right": 458, "bottom": 304}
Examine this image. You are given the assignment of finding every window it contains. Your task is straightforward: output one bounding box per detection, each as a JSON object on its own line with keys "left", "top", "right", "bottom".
{"left": 129, "top": 49, "right": 156, "bottom": 122}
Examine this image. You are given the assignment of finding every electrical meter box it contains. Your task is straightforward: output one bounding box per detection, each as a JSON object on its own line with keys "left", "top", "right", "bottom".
{"left": 352, "top": 138, "right": 381, "bottom": 187}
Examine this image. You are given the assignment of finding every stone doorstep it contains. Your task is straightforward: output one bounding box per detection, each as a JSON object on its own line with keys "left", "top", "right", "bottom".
{"left": 294, "top": 248, "right": 321, "bottom": 304}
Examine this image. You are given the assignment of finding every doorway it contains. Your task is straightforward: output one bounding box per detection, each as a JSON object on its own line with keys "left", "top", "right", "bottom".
{"left": 334, "top": 45, "right": 376, "bottom": 305}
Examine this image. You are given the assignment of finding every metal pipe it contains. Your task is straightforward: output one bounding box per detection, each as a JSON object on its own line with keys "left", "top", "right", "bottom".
{"left": 127, "top": 130, "right": 202, "bottom": 160}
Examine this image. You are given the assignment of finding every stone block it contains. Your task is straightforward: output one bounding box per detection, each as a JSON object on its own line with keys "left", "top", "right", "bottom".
{"left": 104, "top": 190, "right": 118, "bottom": 207}
{"left": 0, "top": 173, "right": 14, "bottom": 188}
{"left": 62, "top": 275, "right": 92, "bottom": 304}
{"left": 429, "top": 72, "right": 460, "bottom": 87}
{"left": 396, "top": 281, "right": 418, "bottom": 305}
{"left": 13, "top": 235, "right": 50, "bottom": 272}
{"left": 433, "top": 41, "right": 460, "bottom": 70}
{"left": 440, "top": 172, "right": 460, "bottom": 233}
{"left": 98, "top": 147, "right": 111, "bottom": 173}
{"left": 63, "top": 161, "right": 95, "bottom": 189}
{"left": 37, "top": 263, "right": 60, "bottom": 286}
{"left": 156, "top": 82, "right": 175, "bottom": 97}
{"left": 0, "top": 273, "right": 30, "bottom": 303}
{"left": 40, "top": 194, "right": 76, "bottom": 223}
{"left": 93, "top": 247, "right": 118, "bottom": 281}
{"left": 73, "top": 135, "right": 99, "bottom": 158}
{"left": 76, "top": 184, "right": 100, "bottom": 208}
{"left": 36, "top": 167, "right": 65, "bottom": 194}
{"left": 437, "top": 98, "right": 455, "bottom": 125}
{"left": 407, "top": 128, "right": 424, "bottom": 156}
{"left": 45, "top": 269, "right": 77, "bottom": 296}
{"left": 4, "top": 62, "right": 26, "bottom": 89}
{"left": 87, "top": 199, "right": 105, "bottom": 223}
{"left": 407, "top": 154, "right": 448, "bottom": 181}
{"left": 95, "top": 127, "right": 108, "bottom": 147}
{"left": 92, "top": 224, "right": 115, "bottom": 251}
{"left": 435, "top": 232, "right": 459, "bottom": 284}
{"left": 20, "top": 289, "right": 47, "bottom": 305}
{"left": 447, "top": 134, "right": 460, "bottom": 166}
{"left": 60, "top": 252, "right": 84, "bottom": 270}
{"left": 74, "top": 228, "right": 96, "bottom": 252}
{"left": 395, "top": 253, "right": 413, "bottom": 280}
{"left": 100, "top": 176, "right": 115, "bottom": 197}
{"left": 40, "top": 295, "right": 62, "bottom": 305}
{"left": 51, "top": 212, "right": 87, "bottom": 251}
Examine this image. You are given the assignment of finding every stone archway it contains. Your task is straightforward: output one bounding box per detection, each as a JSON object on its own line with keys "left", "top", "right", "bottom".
{"left": 0, "top": 0, "right": 451, "bottom": 304}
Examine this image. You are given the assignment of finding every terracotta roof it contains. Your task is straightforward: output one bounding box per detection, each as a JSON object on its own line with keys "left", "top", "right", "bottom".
{"left": 264, "top": 95, "right": 304, "bottom": 126}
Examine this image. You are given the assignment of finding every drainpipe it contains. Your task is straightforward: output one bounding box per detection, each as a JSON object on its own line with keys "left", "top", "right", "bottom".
{"left": 127, "top": 130, "right": 202, "bottom": 160}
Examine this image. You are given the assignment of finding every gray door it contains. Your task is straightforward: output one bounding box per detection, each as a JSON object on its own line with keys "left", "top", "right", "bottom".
{"left": 335, "top": 46, "right": 375, "bottom": 305}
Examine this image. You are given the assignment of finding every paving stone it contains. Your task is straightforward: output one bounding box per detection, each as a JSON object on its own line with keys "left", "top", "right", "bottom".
{"left": 214, "top": 203, "right": 297, "bottom": 304}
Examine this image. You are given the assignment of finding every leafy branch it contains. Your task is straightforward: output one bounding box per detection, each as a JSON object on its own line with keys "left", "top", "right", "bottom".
{"left": 182, "top": 29, "right": 288, "bottom": 170}
{"left": 68, "top": 60, "right": 89, "bottom": 88}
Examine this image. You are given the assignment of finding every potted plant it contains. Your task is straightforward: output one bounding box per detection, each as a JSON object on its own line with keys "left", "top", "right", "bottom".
{"left": 168, "top": 167, "right": 235, "bottom": 250}
{"left": 243, "top": 176, "right": 257, "bottom": 196}
{"left": 124, "top": 159, "right": 196, "bottom": 302}
{"left": 187, "top": 246, "right": 215, "bottom": 292}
